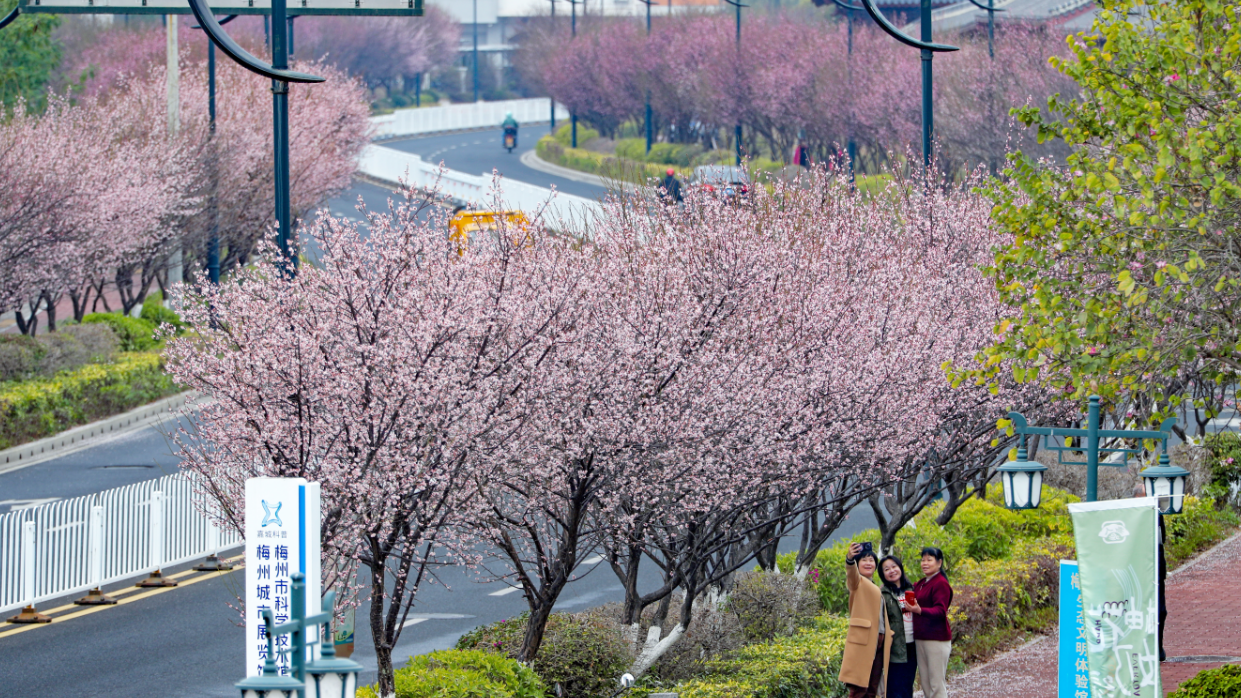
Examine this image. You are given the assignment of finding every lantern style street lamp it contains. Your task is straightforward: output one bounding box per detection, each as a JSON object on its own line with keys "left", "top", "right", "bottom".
{"left": 1141, "top": 453, "right": 1190, "bottom": 516}
{"left": 996, "top": 445, "right": 1046, "bottom": 510}
{"left": 237, "top": 609, "right": 304, "bottom": 698}
{"left": 1003, "top": 395, "right": 1180, "bottom": 513}
{"left": 305, "top": 605, "right": 363, "bottom": 698}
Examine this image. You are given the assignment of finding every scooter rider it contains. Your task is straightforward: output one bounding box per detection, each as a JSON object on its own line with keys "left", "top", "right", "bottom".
{"left": 502, "top": 112, "right": 519, "bottom": 151}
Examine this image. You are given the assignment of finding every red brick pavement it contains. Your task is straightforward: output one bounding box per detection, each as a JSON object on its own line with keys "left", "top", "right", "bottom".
{"left": 925, "top": 531, "right": 1241, "bottom": 697}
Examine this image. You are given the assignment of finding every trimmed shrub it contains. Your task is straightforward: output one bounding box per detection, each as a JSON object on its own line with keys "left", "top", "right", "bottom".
{"left": 1201, "top": 432, "right": 1241, "bottom": 508}
{"left": 82, "top": 313, "right": 158, "bottom": 351}
{"left": 1167, "top": 663, "right": 1241, "bottom": 698}
{"left": 552, "top": 123, "right": 600, "bottom": 147}
{"left": 1164, "top": 496, "right": 1240, "bottom": 568}
{"left": 0, "top": 334, "right": 46, "bottom": 381}
{"left": 456, "top": 610, "right": 633, "bottom": 698}
{"left": 357, "top": 649, "right": 547, "bottom": 698}
{"left": 36, "top": 324, "right": 119, "bottom": 377}
{"left": 671, "top": 615, "right": 849, "bottom": 698}
{"left": 0, "top": 352, "right": 180, "bottom": 449}
{"left": 140, "top": 292, "right": 184, "bottom": 332}
{"left": 726, "top": 571, "right": 819, "bottom": 643}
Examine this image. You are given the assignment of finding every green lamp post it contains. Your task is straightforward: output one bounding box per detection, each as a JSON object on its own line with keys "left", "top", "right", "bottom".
{"left": 1002, "top": 395, "right": 1182, "bottom": 513}
{"left": 237, "top": 609, "right": 304, "bottom": 698}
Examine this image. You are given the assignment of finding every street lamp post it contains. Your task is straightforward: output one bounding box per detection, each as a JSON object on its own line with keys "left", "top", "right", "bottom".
{"left": 965, "top": 0, "right": 1004, "bottom": 60}
{"left": 549, "top": 0, "right": 556, "bottom": 130}
{"left": 191, "top": 14, "right": 239, "bottom": 288}
{"left": 857, "top": 0, "right": 958, "bottom": 170}
{"left": 831, "top": 0, "right": 865, "bottom": 180}
{"left": 568, "top": 0, "right": 580, "bottom": 147}
{"left": 1003, "top": 395, "right": 1187, "bottom": 514}
{"left": 473, "top": 0, "right": 480, "bottom": 102}
{"left": 639, "top": 0, "right": 654, "bottom": 154}
{"left": 722, "top": 0, "right": 747, "bottom": 166}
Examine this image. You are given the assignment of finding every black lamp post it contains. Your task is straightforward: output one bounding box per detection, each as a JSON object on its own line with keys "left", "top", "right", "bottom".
{"left": 722, "top": 0, "right": 747, "bottom": 166}
{"left": 549, "top": 0, "right": 557, "bottom": 130}
{"left": 857, "top": 0, "right": 958, "bottom": 170}
{"left": 830, "top": 0, "right": 864, "bottom": 180}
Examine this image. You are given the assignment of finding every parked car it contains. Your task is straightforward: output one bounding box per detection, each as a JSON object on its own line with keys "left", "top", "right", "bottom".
{"left": 689, "top": 165, "right": 751, "bottom": 203}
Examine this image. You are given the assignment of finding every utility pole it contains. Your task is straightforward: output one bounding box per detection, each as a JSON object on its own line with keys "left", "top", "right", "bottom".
{"left": 723, "top": 0, "right": 746, "bottom": 165}
{"left": 549, "top": 0, "right": 556, "bottom": 130}
{"left": 569, "top": 0, "right": 579, "bottom": 147}
{"left": 641, "top": 0, "right": 653, "bottom": 154}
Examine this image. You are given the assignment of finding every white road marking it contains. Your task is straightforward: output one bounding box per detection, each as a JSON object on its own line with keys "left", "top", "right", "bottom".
{"left": 489, "top": 586, "right": 523, "bottom": 597}
{"left": 583, "top": 555, "right": 604, "bottom": 565}
{"left": 399, "top": 617, "right": 427, "bottom": 630}
{"left": 0, "top": 497, "right": 60, "bottom": 511}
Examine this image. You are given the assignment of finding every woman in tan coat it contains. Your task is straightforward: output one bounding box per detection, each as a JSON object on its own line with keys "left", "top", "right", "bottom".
{"left": 839, "top": 542, "right": 893, "bottom": 698}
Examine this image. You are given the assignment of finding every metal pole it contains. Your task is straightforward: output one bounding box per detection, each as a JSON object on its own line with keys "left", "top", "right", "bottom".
{"left": 473, "top": 0, "right": 480, "bottom": 102}
{"left": 987, "top": 0, "right": 994, "bottom": 60}
{"left": 846, "top": 9, "right": 855, "bottom": 181}
{"left": 550, "top": 0, "right": 556, "bottom": 129}
{"left": 645, "top": 0, "right": 652, "bottom": 154}
{"left": 571, "top": 0, "right": 577, "bottom": 148}
{"left": 272, "top": 0, "right": 295, "bottom": 273}
{"left": 1086, "top": 395, "right": 1101, "bottom": 503}
{"left": 207, "top": 40, "right": 220, "bottom": 286}
{"left": 734, "top": 0, "right": 742, "bottom": 166}
{"left": 920, "top": 0, "right": 932, "bottom": 170}
{"left": 292, "top": 572, "right": 307, "bottom": 692}
{"left": 288, "top": 16, "right": 295, "bottom": 58}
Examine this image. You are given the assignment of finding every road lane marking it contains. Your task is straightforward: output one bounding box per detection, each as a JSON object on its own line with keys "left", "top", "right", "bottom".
{"left": 399, "top": 618, "right": 427, "bottom": 630}
{"left": 488, "top": 586, "right": 522, "bottom": 597}
{"left": 0, "top": 566, "right": 239, "bottom": 639}
{"left": 583, "top": 555, "right": 603, "bottom": 565}
{"left": 0, "top": 556, "right": 243, "bottom": 638}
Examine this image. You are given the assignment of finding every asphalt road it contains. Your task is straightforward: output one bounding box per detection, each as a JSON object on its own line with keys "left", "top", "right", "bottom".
{"left": 0, "top": 136, "right": 858, "bottom": 697}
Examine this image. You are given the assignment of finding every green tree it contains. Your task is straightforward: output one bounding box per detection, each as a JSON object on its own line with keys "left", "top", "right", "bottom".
{"left": 973, "top": 0, "right": 1241, "bottom": 424}
{"left": 0, "top": 0, "right": 61, "bottom": 109}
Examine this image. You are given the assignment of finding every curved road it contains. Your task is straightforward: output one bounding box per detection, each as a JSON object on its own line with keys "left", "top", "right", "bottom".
{"left": 0, "top": 133, "right": 875, "bottom": 697}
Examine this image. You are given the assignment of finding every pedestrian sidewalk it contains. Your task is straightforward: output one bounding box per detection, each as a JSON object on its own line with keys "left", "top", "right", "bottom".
{"left": 933, "top": 530, "right": 1241, "bottom": 697}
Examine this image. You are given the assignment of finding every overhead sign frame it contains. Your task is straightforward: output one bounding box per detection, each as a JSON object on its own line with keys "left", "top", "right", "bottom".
{"left": 17, "top": 0, "right": 423, "bottom": 16}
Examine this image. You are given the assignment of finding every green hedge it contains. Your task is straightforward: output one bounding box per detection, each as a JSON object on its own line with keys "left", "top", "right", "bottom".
{"left": 357, "top": 649, "right": 546, "bottom": 698}
{"left": 660, "top": 615, "right": 848, "bottom": 698}
{"left": 0, "top": 352, "right": 181, "bottom": 449}
{"left": 1201, "top": 432, "right": 1241, "bottom": 507}
{"left": 1168, "top": 664, "right": 1241, "bottom": 698}
{"left": 82, "top": 313, "right": 159, "bottom": 352}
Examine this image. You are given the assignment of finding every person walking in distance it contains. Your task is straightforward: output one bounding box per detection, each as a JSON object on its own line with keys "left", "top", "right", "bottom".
{"left": 880, "top": 555, "right": 918, "bottom": 698}
{"left": 839, "top": 542, "right": 892, "bottom": 698}
{"left": 909, "top": 546, "right": 953, "bottom": 698}
{"left": 660, "top": 167, "right": 683, "bottom": 205}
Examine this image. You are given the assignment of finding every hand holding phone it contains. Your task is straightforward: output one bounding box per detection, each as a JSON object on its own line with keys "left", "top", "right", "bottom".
{"left": 905, "top": 590, "right": 917, "bottom": 605}
{"left": 860, "top": 541, "right": 873, "bottom": 556}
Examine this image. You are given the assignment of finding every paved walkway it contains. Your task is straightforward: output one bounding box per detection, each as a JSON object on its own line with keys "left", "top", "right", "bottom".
{"left": 934, "top": 530, "right": 1241, "bottom": 697}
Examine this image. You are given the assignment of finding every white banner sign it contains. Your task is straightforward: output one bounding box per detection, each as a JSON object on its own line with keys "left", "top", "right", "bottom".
{"left": 244, "top": 477, "right": 321, "bottom": 677}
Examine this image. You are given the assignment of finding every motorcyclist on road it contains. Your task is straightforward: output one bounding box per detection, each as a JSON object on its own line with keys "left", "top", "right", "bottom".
{"left": 660, "top": 168, "right": 683, "bottom": 205}
{"left": 502, "top": 112, "right": 519, "bottom": 152}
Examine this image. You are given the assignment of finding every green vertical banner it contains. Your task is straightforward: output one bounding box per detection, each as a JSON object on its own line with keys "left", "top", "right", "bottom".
{"left": 1068, "top": 498, "right": 1161, "bottom": 698}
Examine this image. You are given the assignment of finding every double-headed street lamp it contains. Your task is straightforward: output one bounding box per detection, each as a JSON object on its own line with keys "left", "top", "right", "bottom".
{"left": 965, "top": 0, "right": 1004, "bottom": 60}
{"left": 856, "top": 0, "right": 959, "bottom": 170}
{"left": 999, "top": 395, "right": 1189, "bottom": 515}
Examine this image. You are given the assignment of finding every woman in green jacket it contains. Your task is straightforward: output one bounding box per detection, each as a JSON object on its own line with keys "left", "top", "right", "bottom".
{"left": 879, "top": 555, "right": 916, "bottom": 698}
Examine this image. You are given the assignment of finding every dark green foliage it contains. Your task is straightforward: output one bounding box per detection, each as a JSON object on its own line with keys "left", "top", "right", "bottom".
{"left": 0, "top": 334, "right": 46, "bottom": 381}
{"left": 82, "top": 313, "right": 158, "bottom": 352}
{"left": 456, "top": 610, "right": 633, "bottom": 698}
{"left": 0, "top": 0, "right": 61, "bottom": 109}
{"left": 1167, "top": 664, "right": 1241, "bottom": 698}
{"left": 1201, "top": 432, "right": 1241, "bottom": 508}
{"left": 140, "top": 292, "right": 184, "bottom": 332}
{"left": 1164, "top": 496, "right": 1240, "bottom": 568}
{"left": 357, "top": 649, "right": 547, "bottom": 698}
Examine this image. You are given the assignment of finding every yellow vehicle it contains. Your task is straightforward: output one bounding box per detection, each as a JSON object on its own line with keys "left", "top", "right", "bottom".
{"left": 447, "top": 209, "right": 532, "bottom": 255}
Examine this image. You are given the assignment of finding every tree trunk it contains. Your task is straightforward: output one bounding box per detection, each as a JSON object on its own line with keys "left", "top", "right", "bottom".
{"left": 517, "top": 598, "right": 555, "bottom": 662}
{"left": 42, "top": 290, "right": 57, "bottom": 332}
{"left": 369, "top": 561, "right": 397, "bottom": 698}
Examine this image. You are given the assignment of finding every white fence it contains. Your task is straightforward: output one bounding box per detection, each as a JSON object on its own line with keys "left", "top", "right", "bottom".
{"left": 0, "top": 473, "right": 241, "bottom": 615}
{"left": 357, "top": 144, "right": 604, "bottom": 233}
{"left": 370, "top": 98, "right": 570, "bottom": 140}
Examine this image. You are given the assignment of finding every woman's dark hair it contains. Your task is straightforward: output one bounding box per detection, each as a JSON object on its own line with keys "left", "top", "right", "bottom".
{"left": 920, "top": 546, "right": 948, "bottom": 577}
{"left": 878, "top": 555, "right": 912, "bottom": 592}
{"left": 854, "top": 549, "right": 879, "bottom": 566}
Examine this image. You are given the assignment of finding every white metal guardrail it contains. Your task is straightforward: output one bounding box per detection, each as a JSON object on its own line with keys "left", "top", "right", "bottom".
{"left": 0, "top": 473, "right": 240, "bottom": 616}
{"left": 370, "top": 98, "right": 570, "bottom": 140}
{"left": 357, "top": 144, "right": 604, "bottom": 233}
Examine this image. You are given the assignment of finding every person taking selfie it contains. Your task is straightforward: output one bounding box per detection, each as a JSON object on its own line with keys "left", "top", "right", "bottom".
{"left": 839, "top": 542, "right": 893, "bottom": 698}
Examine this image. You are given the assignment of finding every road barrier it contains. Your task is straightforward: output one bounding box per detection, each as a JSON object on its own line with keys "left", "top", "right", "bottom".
{"left": 370, "top": 98, "right": 570, "bottom": 140}
{"left": 0, "top": 473, "right": 240, "bottom": 617}
{"left": 357, "top": 145, "right": 604, "bottom": 234}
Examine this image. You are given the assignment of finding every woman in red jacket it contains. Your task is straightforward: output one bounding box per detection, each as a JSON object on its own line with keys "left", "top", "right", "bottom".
{"left": 906, "top": 546, "right": 953, "bottom": 698}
